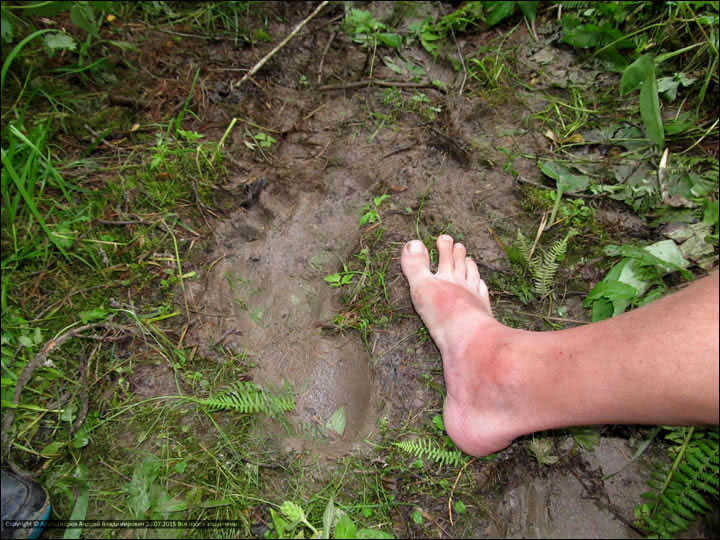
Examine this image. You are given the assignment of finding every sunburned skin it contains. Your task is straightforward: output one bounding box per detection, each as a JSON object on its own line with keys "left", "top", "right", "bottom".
{"left": 400, "top": 235, "right": 524, "bottom": 455}
{"left": 401, "top": 234, "right": 720, "bottom": 457}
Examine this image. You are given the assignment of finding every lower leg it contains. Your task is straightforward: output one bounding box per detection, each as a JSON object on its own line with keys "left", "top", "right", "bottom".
{"left": 401, "top": 235, "right": 719, "bottom": 457}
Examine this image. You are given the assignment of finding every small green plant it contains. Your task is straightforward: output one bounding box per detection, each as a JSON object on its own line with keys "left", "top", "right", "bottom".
{"left": 271, "top": 498, "right": 393, "bottom": 539}
{"left": 634, "top": 427, "right": 719, "bottom": 538}
{"left": 411, "top": 1, "right": 537, "bottom": 56}
{"left": 527, "top": 437, "right": 560, "bottom": 465}
{"left": 343, "top": 8, "right": 402, "bottom": 50}
{"left": 538, "top": 160, "right": 590, "bottom": 230}
{"left": 513, "top": 228, "right": 578, "bottom": 299}
{"left": 242, "top": 130, "right": 276, "bottom": 161}
{"left": 584, "top": 239, "right": 693, "bottom": 321}
{"left": 360, "top": 194, "right": 390, "bottom": 226}
{"left": 125, "top": 456, "right": 186, "bottom": 519}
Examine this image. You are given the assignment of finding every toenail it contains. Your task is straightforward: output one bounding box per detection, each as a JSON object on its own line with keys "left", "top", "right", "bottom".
{"left": 407, "top": 240, "right": 424, "bottom": 253}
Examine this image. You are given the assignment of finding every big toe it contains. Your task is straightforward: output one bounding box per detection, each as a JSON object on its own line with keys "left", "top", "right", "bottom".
{"left": 401, "top": 240, "right": 432, "bottom": 286}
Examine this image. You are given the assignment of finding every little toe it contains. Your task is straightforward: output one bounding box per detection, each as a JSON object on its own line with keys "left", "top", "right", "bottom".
{"left": 401, "top": 240, "right": 432, "bottom": 286}
{"left": 453, "top": 243, "right": 467, "bottom": 281}
{"left": 436, "top": 235, "right": 455, "bottom": 277}
{"left": 477, "top": 278, "right": 492, "bottom": 314}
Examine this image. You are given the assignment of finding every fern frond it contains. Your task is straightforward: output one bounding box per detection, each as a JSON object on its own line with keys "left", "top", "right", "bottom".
{"left": 635, "top": 426, "right": 720, "bottom": 538}
{"left": 532, "top": 230, "right": 576, "bottom": 298}
{"left": 515, "top": 230, "right": 533, "bottom": 269}
{"left": 189, "top": 382, "right": 295, "bottom": 417}
{"left": 393, "top": 438, "right": 466, "bottom": 467}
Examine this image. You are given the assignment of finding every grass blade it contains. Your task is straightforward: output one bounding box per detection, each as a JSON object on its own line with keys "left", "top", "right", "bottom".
{"left": 639, "top": 63, "right": 664, "bottom": 147}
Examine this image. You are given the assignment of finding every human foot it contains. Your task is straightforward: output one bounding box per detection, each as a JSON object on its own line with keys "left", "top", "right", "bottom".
{"left": 400, "top": 235, "right": 527, "bottom": 456}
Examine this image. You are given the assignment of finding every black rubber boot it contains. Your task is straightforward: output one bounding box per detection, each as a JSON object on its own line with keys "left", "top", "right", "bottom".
{"left": 1, "top": 469, "right": 52, "bottom": 539}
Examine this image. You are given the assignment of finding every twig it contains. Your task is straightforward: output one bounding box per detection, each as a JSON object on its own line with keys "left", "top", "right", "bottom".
{"left": 450, "top": 27, "right": 467, "bottom": 96}
{"left": 528, "top": 212, "right": 548, "bottom": 261}
{"left": 448, "top": 458, "right": 475, "bottom": 526}
{"left": 72, "top": 341, "right": 101, "bottom": 433}
{"left": 317, "top": 30, "right": 337, "bottom": 83}
{"left": 2, "top": 322, "right": 136, "bottom": 457}
{"left": 381, "top": 144, "right": 415, "bottom": 160}
{"left": 318, "top": 79, "right": 447, "bottom": 93}
{"left": 236, "top": 1, "right": 329, "bottom": 87}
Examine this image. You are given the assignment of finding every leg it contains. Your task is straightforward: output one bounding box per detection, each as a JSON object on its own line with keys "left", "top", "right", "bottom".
{"left": 401, "top": 235, "right": 719, "bottom": 457}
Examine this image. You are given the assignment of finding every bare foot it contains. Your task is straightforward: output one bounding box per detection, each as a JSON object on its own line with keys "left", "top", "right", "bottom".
{"left": 401, "top": 235, "right": 527, "bottom": 456}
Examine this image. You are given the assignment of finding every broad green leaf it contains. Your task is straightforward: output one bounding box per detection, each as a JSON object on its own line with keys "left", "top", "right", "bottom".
{"left": 606, "top": 240, "right": 691, "bottom": 276}
{"left": 377, "top": 32, "right": 402, "bottom": 48}
{"left": 270, "top": 508, "right": 288, "bottom": 538}
{"left": 539, "top": 160, "right": 567, "bottom": 181}
{"left": 562, "top": 23, "right": 608, "bottom": 49}
{"left": 411, "top": 510, "right": 423, "bottom": 524}
{"left": 639, "top": 63, "right": 664, "bottom": 147}
{"left": 71, "top": 429, "right": 90, "bottom": 448}
{"left": 620, "top": 54, "right": 654, "bottom": 95}
{"left": 584, "top": 279, "right": 637, "bottom": 305}
{"left": 373, "top": 194, "right": 390, "bottom": 206}
{"left": 584, "top": 279, "right": 637, "bottom": 319}
{"left": 335, "top": 515, "right": 357, "bottom": 539}
{"left": 656, "top": 76, "right": 680, "bottom": 101}
{"left": 453, "top": 500, "right": 467, "bottom": 514}
{"left": 557, "top": 173, "right": 589, "bottom": 194}
{"left": 539, "top": 161, "right": 589, "bottom": 193}
{"left": 326, "top": 406, "right": 346, "bottom": 436}
{"left": 615, "top": 260, "right": 654, "bottom": 296}
{"left": 280, "top": 501, "right": 306, "bottom": 523}
{"left": 591, "top": 298, "right": 614, "bottom": 322}
{"left": 643, "top": 240, "right": 690, "bottom": 273}
{"left": 70, "top": 2, "right": 98, "bottom": 36}
{"left": 41, "top": 440, "right": 66, "bottom": 457}
{"left": 485, "top": 1, "right": 516, "bottom": 27}
{"left": 517, "top": 1, "right": 538, "bottom": 22}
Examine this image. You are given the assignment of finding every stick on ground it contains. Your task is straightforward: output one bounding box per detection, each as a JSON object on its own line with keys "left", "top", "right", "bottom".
{"left": 236, "top": 1, "right": 329, "bottom": 87}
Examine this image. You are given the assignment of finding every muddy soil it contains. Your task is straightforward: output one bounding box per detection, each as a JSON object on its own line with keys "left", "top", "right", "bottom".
{"left": 106, "top": 2, "right": 707, "bottom": 537}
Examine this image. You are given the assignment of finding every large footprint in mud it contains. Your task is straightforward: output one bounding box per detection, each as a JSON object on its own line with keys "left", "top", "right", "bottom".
{"left": 186, "top": 173, "right": 379, "bottom": 454}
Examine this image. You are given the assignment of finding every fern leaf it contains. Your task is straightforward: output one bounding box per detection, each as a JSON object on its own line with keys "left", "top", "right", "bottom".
{"left": 530, "top": 229, "right": 576, "bottom": 298}
{"left": 393, "top": 438, "right": 466, "bottom": 467}
{"left": 635, "top": 426, "right": 720, "bottom": 538}
{"left": 188, "top": 382, "right": 295, "bottom": 417}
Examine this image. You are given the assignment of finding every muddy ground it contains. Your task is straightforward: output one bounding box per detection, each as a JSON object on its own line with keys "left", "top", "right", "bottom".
{"left": 34, "top": 1, "right": 715, "bottom": 538}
